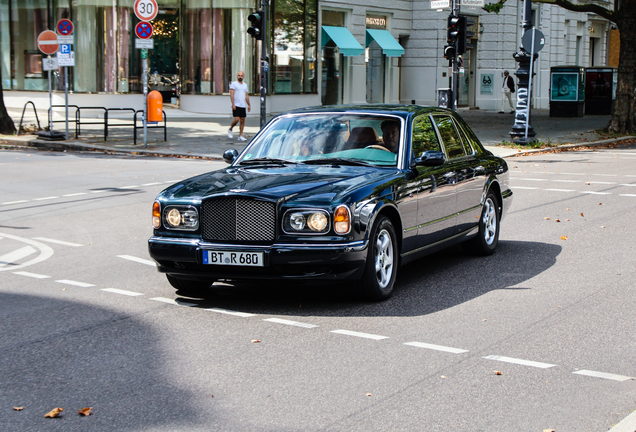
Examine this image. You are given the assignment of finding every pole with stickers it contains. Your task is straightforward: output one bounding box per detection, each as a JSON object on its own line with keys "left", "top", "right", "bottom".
{"left": 56, "top": 19, "right": 74, "bottom": 140}
{"left": 37, "top": 30, "right": 65, "bottom": 140}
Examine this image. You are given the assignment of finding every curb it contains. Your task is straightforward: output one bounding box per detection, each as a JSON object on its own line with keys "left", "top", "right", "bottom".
{"left": 499, "top": 136, "right": 636, "bottom": 158}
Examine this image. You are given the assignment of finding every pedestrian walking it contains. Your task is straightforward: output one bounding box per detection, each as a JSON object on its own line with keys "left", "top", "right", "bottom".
{"left": 499, "top": 70, "right": 515, "bottom": 114}
{"left": 228, "top": 71, "right": 251, "bottom": 141}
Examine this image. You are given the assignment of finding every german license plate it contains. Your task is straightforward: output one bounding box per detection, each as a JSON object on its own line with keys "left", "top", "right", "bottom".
{"left": 202, "top": 250, "right": 264, "bottom": 267}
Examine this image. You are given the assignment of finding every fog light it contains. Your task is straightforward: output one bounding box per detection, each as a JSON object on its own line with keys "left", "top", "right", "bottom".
{"left": 153, "top": 201, "right": 161, "bottom": 228}
{"left": 290, "top": 212, "right": 305, "bottom": 230}
{"left": 307, "top": 212, "right": 328, "bottom": 232}
{"left": 334, "top": 205, "right": 350, "bottom": 234}
{"left": 166, "top": 208, "right": 181, "bottom": 227}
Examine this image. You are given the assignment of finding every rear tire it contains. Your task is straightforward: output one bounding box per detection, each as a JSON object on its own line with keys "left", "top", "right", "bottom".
{"left": 355, "top": 216, "right": 398, "bottom": 301}
{"left": 166, "top": 275, "right": 213, "bottom": 297}
{"left": 463, "top": 191, "right": 500, "bottom": 256}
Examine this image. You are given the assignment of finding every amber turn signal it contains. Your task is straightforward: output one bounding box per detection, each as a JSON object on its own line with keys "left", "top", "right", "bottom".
{"left": 334, "top": 205, "right": 351, "bottom": 234}
{"left": 153, "top": 201, "right": 161, "bottom": 228}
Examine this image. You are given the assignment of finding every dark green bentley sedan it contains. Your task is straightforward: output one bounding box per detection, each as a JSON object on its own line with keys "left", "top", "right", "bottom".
{"left": 149, "top": 105, "right": 512, "bottom": 300}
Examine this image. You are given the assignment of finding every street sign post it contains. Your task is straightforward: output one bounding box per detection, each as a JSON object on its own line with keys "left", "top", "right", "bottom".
{"left": 56, "top": 20, "right": 74, "bottom": 140}
{"left": 37, "top": 30, "right": 65, "bottom": 140}
{"left": 134, "top": 0, "right": 158, "bottom": 21}
{"left": 56, "top": 19, "right": 74, "bottom": 36}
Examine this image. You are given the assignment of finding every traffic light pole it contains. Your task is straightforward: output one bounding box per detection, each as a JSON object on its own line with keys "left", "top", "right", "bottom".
{"left": 260, "top": 0, "right": 268, "bottom": 128}
{"left": 448, "top": 0, "right": 460, "bottom": 111}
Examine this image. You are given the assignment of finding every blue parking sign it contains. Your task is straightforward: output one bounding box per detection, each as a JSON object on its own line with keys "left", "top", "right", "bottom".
{"left": 60, "top": 44, "right": 71, "bottom": 54}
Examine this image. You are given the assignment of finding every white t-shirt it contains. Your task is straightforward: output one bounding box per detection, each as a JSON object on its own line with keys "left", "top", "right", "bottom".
{"left": 230, "top": 81, "right": 248, "bottom": 108}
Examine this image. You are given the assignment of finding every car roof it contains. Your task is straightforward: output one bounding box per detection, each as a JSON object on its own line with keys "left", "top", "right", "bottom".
{"left": 285, "top": 104, "right": 456, "bottom": 120}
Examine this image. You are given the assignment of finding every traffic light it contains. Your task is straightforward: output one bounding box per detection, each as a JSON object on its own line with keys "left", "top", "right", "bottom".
{"left": 247, "top": 11, "right": 263, "bottom": 40}
{"left": 444, "top": 44, "right": 456, "bottom": 60}
{"left": 456, "top": 16, "right": 467, "bottom": 55}
{"left": 447, "top": 15, "right": 461, "bottom": 43}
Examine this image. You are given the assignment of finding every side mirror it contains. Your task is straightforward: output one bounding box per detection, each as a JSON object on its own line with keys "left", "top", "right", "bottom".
{"left": 414, "top": 150, "right": 445, "bottom": 167}
{"left": 223, "top": 149, "right": 239, "bottom": 164}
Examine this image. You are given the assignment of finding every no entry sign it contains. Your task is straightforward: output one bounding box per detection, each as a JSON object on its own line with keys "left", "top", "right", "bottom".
{"left": 37, "top": 30, "right": 59, "bottom": 55}
{"left": 134, "top": 0, "right": 158, "bottom": 21}
{"left": 56, "top": 19, "right": 74, "bottom": 36}
{"left": 135, "top": 21, "right": 153, "bottom": 39}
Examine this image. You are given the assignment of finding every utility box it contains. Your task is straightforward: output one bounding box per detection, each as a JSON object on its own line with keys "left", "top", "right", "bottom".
{"left": 550, "top": 66, "right": 585, "bottom": 117}
{"left": 585, "top": 67, "right": 616, "bottom": 115}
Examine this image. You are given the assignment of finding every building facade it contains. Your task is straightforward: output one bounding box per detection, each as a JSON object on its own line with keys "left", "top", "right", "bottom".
{"left": 0, "top": 0, "right": 614, "bottom": 114}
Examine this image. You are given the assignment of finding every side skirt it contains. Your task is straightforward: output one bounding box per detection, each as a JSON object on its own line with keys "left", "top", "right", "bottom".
{"left": 400, "top": 226, "right": 479, "bottom": 266}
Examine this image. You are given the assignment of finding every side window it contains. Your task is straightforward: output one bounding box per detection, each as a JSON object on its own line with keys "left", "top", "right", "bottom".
{"left": 434, "top": 116, "right": 466, "bottom": 159}
{"left": 411, "top": 115, "right": 441, "bottom": 157}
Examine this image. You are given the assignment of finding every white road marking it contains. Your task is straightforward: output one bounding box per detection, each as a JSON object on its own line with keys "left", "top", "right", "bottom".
{"left": 573, "top": 370, "right": 633, "bottom": 382}
{"left": 580, "top": 191, "right": 611, "bottom": 195}
{"left": 559, "top": 172, "right": 584, "bottom": 175}
{"left": 545, "top": 189, "right": 575, "bottom": 192}
{"left": 120, "top": 185, "right": 139, "bottom": 189}
{"left": 553, "top": 179, "right": 579, "bottom": 183}
{"left": 33, "top": 237, "right": 83, "bottom": 247}
{"left": 620, "top": 194, "right": 636, "bottom": 197}
{"left": 164, "top": 180, "right": 181, "bottom": 183}
{"left": 13, "top": 271, "right": 50, "bottom": 279}
{"left": 91, "top": 190, "right": 108, "bottom": 193}
{"left": 0, "top": 246, "right": 37, "bottom": 267}
{"left": 1, "top": 200, "right": 28, "bottom": 205}
{"left": 482, "top": 355, "right": 556, "bottom": 369}
{"left": 404, "top": 341, "right": 468, "bottom": 354}
{"left": 205, "top": 307, "right": 255, "bottom": 318}
{"left": 512, "top": 187, "right": 539, "bottom": 190}
{"left": 593, "top": 174, "right": 618, "bottom": 177}
{"left": 117, "top": 255, "right": 156, "bottom": 266}
{"left": 63, "top": 192, "right": 87, "bottom": 197}
{"left": 585, "top": 181, "right": 616, "bottom": 185}
{"left": 150, "top": 297, "right": 197, "bottom": 307}
{"left": 55, "top": 279, "right": 95, "bottom": 288}
{"left": 142, "top": 182, "right": 162, "bottom": 186}
{"left": 264, "top": 318, "right": 319, "bottom": 328}
{"left": 331, "top": 330, "right": 388, "bottom": 340}
{"left": 101, "top": 288, "right": 144, "bottom": 296}
{"left": 32, "top": 196, "right": 58, "bottom": 201}
{"left": 0, "top": 233, "right": 54, "bottom": 272}
{"left": 513, "top": 178, "right": 548, "bottom": 181}
{"left": 620, "top": 184, "right": 636, "bottom": 187}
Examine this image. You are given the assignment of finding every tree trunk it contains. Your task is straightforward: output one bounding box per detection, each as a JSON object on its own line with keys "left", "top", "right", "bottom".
{"left": 607, "top": 0, "right": 636, "bottom": 134}
{"left": 0, "top": 69, "right": 16, "bottom": 135}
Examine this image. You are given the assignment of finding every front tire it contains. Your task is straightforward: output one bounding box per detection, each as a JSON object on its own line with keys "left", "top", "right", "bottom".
{"left": 355, "top": 216, "right": 398, "bottom": 301}
{"left": 166, "top": 275, "right": 213, "bottom": 297}
{"left": 463, "top": 191, "right": 500, "bottom": 256}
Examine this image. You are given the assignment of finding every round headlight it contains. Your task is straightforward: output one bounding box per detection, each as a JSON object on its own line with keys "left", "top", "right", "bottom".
{"left": 289, "top": 212, "right": 306, "bottom": 230}
{"left": 307, "top": 212, "right": 328, "bottom": 232}
{"left": 166, "top": 208, "right": 181, "bottom": 227}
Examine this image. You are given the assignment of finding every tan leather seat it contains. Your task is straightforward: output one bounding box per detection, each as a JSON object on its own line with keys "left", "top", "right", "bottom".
{"left": 346, "top": 127, "right": 380, "bottom": 149}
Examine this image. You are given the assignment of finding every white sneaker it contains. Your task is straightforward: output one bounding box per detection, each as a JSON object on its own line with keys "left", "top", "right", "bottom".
{"left": 238, "top": 135, "right": 247, "bottom": 142}
{"left": 228, "top": 128, "right": 233, "bottom": 138}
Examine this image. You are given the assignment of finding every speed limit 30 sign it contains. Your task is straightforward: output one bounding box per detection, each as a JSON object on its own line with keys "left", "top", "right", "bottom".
{"left": 134, "top": 0, "right": 158, "bottom": 21}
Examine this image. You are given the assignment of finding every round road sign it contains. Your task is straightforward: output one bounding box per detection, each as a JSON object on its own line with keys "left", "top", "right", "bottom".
{"left": 56, "top": 19, "right": 74, "bottom": 35}
{"left": 135, "top": 21, "right": 153, "bottom": 40}
{"left": 134, "top": 0, "right": 158, "bottom": 21}
{"left": 522, "top": 28, "right": 546, "bottom": 54}
{"left": 37, "top": 30, "right": 59, "bottom": 55}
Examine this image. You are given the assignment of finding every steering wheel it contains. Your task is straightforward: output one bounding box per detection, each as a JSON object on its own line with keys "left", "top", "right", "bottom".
{"left": 364, "top": 144, "right": 392, "bottom": 152}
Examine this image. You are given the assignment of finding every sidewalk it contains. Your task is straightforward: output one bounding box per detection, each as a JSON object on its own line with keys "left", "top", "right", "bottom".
{"left": 1, "top": 106, "right": 627, "bottom": 159}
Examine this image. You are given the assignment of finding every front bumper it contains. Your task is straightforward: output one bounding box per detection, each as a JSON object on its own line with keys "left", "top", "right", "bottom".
{"left": 148, "top": 237, "right": 369, "bottom": 281}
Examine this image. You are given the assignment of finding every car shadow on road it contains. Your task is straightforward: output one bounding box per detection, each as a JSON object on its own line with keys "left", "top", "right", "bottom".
{"left": 177, "top": 240, "right": 561, "bottom": 318}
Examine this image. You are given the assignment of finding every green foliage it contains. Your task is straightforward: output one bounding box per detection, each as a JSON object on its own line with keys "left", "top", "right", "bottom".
{"left": 483, "top": 1, "right": 506, "bottom": 14}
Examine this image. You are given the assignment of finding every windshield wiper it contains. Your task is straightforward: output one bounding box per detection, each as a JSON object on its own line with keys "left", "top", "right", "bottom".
{"left": 302, "top": 157, "right": 376, "bottom": 167}
{"left": 239, "top": 157, "right": 298, "bottom": 165}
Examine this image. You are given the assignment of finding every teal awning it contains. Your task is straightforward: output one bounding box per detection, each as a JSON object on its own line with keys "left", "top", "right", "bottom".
{"left": 365, "top": 29, "right": 405, "bottom": 57}
{"left": 321, "top": 26, "right": 364, "bottom": 57}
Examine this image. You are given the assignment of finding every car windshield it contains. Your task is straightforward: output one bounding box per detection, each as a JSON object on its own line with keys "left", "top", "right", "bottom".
{"left": 236, "top": 114, "right": 402, "bottom": 167}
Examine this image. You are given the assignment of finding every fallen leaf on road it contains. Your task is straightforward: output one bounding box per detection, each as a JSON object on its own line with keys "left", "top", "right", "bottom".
{"left": 601, "top": 226, "right": 606, "bottom": 228}
{"left": 78, "top": 407, "right": 92, "bottom": 416}
{"left": 565, "top": 208, "right": 570, "bottom": 210}
{"left": 441, "top": 376, "right": 446, "bottom": 379}
{"left": 251, "top": 339, "right": 261, "bottom": 343}
{"left": 555, "top": 219, "right": 561, "bottom": 222}
{"left": 545, "top": 217, "right": 550, "bottom": 220}
{"left": 561, "top": 235, "right": 568, "bottom": 240}
{"left": 558, "top": 306, "right": 562, "bottom": 308}
{"left": 44, "top": 407, "right": 63, "bottom": 418}
{"left": 211, "top": 395, "right": 214, "bottom": 398}
{"left": 13, "top": 407, "right": 24, "bottom": 411}
{"left": 482, "top": 319, "right": 487, "bottom": 321}
{"left": 565, "top": 219, "right": 570, "bottom": 221}
{"left": 580, "top": 213, "right": 584, "bottom": 217}
{"left": 543, "top": 429, "right": 555, "bottom": 432}
{"left": 366, "top": 393, "right": 372, "bottom": 397}
{"left": 494, "top": 371, "right": 502, "bottom": 375}
{"left": 585, "top": 182, "right": 590, "bottom": 185}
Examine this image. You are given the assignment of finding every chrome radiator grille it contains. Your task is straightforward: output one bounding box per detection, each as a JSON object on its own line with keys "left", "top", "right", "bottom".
{"left": 201, "top": 198, "right": 276, "bottom": 242}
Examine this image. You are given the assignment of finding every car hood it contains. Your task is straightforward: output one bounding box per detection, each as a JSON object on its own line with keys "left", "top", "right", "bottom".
{"left": 163, "top": 165, "right": 395, "bottom": 204}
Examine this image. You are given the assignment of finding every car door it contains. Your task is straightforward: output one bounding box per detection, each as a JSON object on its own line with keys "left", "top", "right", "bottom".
{"left": 409, "top": 114, "right": 457, "bottom": 249}
{"left": 452, "top": 116, "right": 489, "bottom": 233}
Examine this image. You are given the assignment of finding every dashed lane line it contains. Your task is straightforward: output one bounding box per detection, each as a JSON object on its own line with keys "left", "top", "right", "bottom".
{"left": 117, "top": 255, "right": 156, "bottom": 266}
{"left": 545, "top": 189, "right": 575, "bottom": 192}
{"left": 32, "top": 196, "right": 59, "bottom": 201}
{"left": 101, "top": 288, "right": 144, "bottom": 296}
{"left": 142, "top": 182, "right": 163, "bottom": 186}
{"left": 62, "top": 192, "right": 87, "bottom": 197}
{"left": 264, "top": 318, "right": 319, "bottom": 329}
{"left": 205, "top": 307, "right": 256, "bottom": 318}
{"left": 1, "top": 200, "right": 28, "bottom": 205}
{"left": 13, "top": 271, "right": 50, "bottom": 279}
{"left": 33, "top": 237, "right": 83, "bottom": 247}
{"left": 573, "top": 370, "right": 634, "bottom": 382}
{"left": 150, "top": 297, "right": 197, "bottom": 307}
{"left": 55, "top": 279, "right": 96, "bottom": 288}
{"left": 620, "top": 194, "right": 636, "bottom": 197}
{"left": 404, "top": 341, "right": 469, "bottom": 354}
{"left": 580, "top": 191, "right": 611, "bottom": 195}
{"left": 0, "top": 246, "right": 37, "bottom": 268}
{"left": 482, "top": 355, "right": 556, "bottom": 369}
{"left": 331, "top": 329, "right": 389, "bottom": 340}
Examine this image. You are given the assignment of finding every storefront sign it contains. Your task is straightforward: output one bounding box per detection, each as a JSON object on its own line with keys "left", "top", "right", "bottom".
{"left": 480, "top": 73, "right": 493, "bottom": 94}
{"left": 461, "top": 0, "right": 485, "bottom": 6}
{"left": 366, "top": 16, "right": 386, "bottom": 29}
{"left": 135, "top": 38, "right": 154, "bottom": 49}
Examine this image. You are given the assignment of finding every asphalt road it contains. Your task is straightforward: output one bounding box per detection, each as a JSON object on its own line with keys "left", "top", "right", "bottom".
{"left": 1, "top": 146, "right": 635, "bottom": 431}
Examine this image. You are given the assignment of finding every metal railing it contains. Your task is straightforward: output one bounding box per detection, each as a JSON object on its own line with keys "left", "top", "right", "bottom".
{"left": 17, "top": 101, "right": 42, "bottom": 136}
{"left": 134, "top": 110, "right": 167, "bottom": 146}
